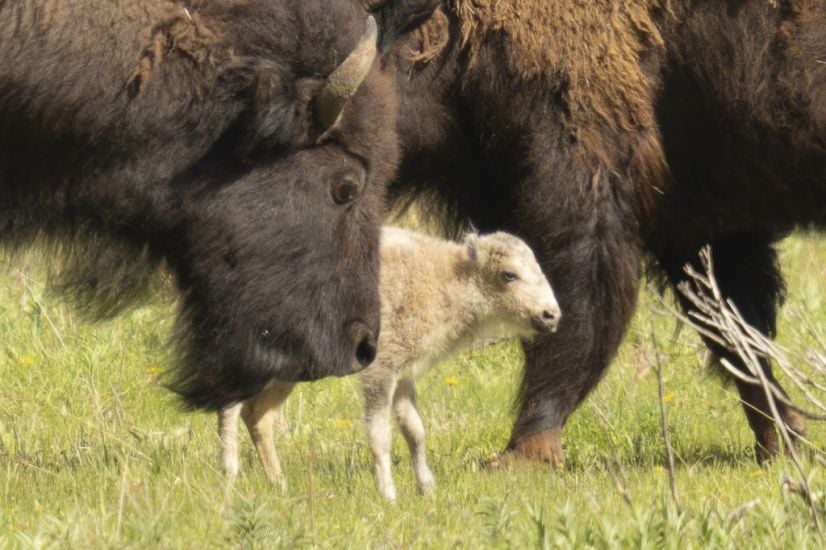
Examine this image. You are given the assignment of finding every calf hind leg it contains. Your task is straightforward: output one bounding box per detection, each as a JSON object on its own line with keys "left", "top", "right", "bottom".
{"left": 240, "top": 381, "right": 296, "bottom": 492}
{"left": 393, "top": 376, "right": 435, "bottom": 495}
{"left": 661, "top": 236, "right": 805, "bottom": 462}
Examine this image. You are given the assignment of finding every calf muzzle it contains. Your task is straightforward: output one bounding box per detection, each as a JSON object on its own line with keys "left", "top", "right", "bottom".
{"left": 532, "top": 307, "right": 561, "bottom": 334}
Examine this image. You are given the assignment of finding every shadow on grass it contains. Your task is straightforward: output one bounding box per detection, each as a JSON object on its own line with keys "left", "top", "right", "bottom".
{"left": 516, "top": 441, "right": 757, "bottom": 475}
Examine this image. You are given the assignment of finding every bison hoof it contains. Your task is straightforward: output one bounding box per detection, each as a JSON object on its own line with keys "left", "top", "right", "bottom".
{"left": 754, "top": 411, "right": 806, "bottom": 464}
{"left": 514, "top": 428, "right": 566, "bottom": 467}
{"left": 482, "top": 450, "right": 566, "bottom": 472}
{"left": 484, "top": 428, "right": 567, "bottom": 470}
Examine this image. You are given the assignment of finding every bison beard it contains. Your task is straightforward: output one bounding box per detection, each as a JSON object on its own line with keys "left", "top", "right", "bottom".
{"left": 383, "top": 0, "right": 826, "bottom": 464}
{"left": 0, "top": 0, "right": 426, "bottom": 409}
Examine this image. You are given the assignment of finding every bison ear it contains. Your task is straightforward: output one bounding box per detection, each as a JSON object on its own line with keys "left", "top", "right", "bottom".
{"left": 367, "top": 0, "right": 442, "bottom": 53}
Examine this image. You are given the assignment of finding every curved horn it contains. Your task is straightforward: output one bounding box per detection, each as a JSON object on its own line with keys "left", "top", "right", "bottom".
{"left": 314, "top": 16, "right": 378, "bottom": 131}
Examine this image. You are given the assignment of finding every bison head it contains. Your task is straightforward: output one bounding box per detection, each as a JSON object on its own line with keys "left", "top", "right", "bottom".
{"left": 163, "top": 4, "right": 437, "bottom": 409}
{"left": 0, "top": 0, "right": 441, "bottom": 410}
{"left": 174, "top": 146, "right": 383, "bottom": 409}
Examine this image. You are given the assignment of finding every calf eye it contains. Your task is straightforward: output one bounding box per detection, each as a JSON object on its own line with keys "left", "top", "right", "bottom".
{"left": 330, "top": 173, "right": 362, "bottom": 205}
{"left": 502, "top": 271, "right": 518, "bottom": 283}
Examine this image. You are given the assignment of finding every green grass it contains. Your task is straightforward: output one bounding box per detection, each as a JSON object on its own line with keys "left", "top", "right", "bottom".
{"left": 1, "top": 234, "right": 825, "bottom": 548}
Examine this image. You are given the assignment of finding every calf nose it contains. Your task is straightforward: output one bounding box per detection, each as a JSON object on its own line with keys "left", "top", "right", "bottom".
{"left": 538, "top": 306, "right": 561, "bottom": 333}
{"left": 350, "top": 322, "right": 378, "bottom": 371}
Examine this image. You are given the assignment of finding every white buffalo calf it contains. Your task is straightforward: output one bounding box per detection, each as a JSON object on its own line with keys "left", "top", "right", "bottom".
{"left": 218, "top": 226, "right": 560, "bottom": 500}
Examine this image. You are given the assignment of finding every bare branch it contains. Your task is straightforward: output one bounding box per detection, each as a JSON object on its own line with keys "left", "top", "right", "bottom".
{"left": 659, "top": 246, "right": 824, "bottom": 537}
{"left": 651, "top": 326, "right": 680, "bottom": 509}
{"left": 590, "top": 404, "right": 633, "bottom": 509}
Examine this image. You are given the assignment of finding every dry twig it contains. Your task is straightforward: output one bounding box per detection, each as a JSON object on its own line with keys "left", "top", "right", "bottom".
{"left": 651, "top": 326, "right": 680, "bottom": 509}
{"left": 660, "top": 246, "right": 824, "bottom": 537}
{"left": 591, "top": 404, "right": 633, "bottom": 508}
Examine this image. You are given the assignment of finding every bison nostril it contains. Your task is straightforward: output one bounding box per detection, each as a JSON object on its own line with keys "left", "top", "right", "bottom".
{"left": 348, "top": 321, "right": 378, "bottom": 371}
{"left": 355, "top": 333, "right": 377, "bottom": 367}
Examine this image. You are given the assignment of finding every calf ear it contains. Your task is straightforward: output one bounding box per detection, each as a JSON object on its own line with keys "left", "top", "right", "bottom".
{"left": 463, "top": 233, "right": 479, "bottom": 262}
{"left": 368, "top": 0, "right": 443, "bottom": 53}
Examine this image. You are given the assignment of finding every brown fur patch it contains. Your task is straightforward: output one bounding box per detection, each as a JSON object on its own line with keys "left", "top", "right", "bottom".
{"left": 406, "top": 6, "right": 451, "bottom": 68}
{"left": 453, "top": 1, "right": 665, "bottom": 131}
{"left": 451, "top": 0, "right": 673, "bottom": 225}
{"left": 127, "top": 4, "right": 226, "bottom": 96}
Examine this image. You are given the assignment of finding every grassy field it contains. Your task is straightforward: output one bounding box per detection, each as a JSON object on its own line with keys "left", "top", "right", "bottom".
{"left": 1, "top": 233, "right": 825, "bottom": 548}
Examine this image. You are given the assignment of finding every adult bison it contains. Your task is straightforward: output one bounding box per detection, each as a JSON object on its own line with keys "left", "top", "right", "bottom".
{"left": 377, "top": 0, "right": 826, "bottom": 463}
{"left": 0, "top": 0, "right": 431, "bottom": 409}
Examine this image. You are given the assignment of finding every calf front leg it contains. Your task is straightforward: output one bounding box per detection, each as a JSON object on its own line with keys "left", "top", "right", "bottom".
{"left": 362, "top": 367, "right": 399, "bottom": 501}
{"left": 240, "top": 381, "right": 295, "bottom": 492}
{"left": 393, "top": 376, "right": 434, "bottom": 495}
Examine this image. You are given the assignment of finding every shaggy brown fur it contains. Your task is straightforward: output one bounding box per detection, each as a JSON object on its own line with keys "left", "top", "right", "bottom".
{"left": 454, "top": 0, "right": 665, "bottom": 130}
{"left": 127, "top": 4, "right": 226, "bottom": 96}
{"left": 452, "top": 0, "right": 671, "bottom": 221}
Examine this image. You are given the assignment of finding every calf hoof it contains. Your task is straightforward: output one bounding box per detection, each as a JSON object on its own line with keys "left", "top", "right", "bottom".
{"left": 378, "top": 484, "right": 398, "bottom": 502}
{"left": 273, "top": 474, "right": 289, "bottom": 495}
{"left": 222, "top": 459, "right": 240, "bottom": 479}
{"left": 417, "top": 471, "right": 435, "bottom": 496}
{"left": 486, "top": 428, "right": 566, "bottom": 470}
{"left": 264, "top": 471, "right": 289, "bottom": 494}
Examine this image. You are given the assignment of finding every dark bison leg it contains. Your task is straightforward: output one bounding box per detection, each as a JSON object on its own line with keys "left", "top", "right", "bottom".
{"left": 498, "top": 183, "right": 645, "bottom": 467}
{"left": 660, "top": 236, "right": 805, "bottom": 462}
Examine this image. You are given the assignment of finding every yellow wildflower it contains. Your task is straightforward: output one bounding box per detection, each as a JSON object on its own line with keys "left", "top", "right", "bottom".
{"left": 335, "top": 419, "right": 351, "bottom": 429}
{"left": 444, "top": 376, "right": 460, "bottom": 386}
{"left": 663, "top": 392, "right": 675, "bottom": 403}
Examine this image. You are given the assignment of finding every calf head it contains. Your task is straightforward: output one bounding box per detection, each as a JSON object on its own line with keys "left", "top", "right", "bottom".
{"left": 465, "top": 232, "right": 561, "bottom": 337}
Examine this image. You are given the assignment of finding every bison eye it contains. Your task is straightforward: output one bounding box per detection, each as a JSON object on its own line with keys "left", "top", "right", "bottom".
{"left": 330, "top": 174, "right": 362, "bottom": 205}
{"left": 502, "top": 271, "right": 518, "bottom": 283}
